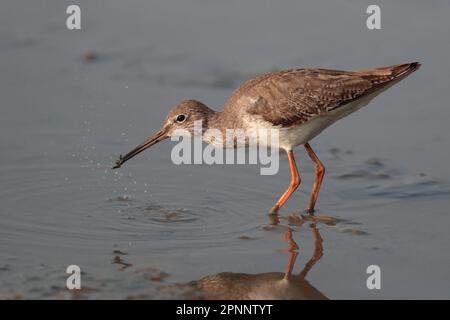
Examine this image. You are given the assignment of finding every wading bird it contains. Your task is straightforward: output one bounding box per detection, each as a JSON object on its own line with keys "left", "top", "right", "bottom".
{"left": 113, "top": 62, "right": 420, "bottom": 213}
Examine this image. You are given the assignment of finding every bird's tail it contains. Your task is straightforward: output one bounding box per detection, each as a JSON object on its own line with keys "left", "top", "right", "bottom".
{"left": 351, "top": 62, "right": 421, "bottom": 96}
{"left": 357, "top": 62, "right": 421, "bottom": 80}
{"left": 384, "top": 62, "right": 421, "bottom": 79}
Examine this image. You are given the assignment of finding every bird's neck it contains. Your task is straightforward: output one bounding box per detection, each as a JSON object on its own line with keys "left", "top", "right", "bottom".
{"left": 205, "top": 111, "right": 237, "bottom": 133}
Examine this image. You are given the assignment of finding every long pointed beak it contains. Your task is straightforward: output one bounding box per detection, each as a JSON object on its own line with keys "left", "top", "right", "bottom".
{"left": 112, "top": 128, "right": 168, "bottom": 169}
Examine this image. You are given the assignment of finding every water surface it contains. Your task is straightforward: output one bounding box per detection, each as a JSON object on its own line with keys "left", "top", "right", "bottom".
{"left": 1, "top": 0, "right": 450, "bottom": 299}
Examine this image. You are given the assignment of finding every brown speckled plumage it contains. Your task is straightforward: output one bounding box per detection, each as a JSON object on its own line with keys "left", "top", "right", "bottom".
{"left": 113, "top": 62, "right": 420, "bottom": 214}
{"left": 225, "top": 62, "right": 420, "bottom": 127}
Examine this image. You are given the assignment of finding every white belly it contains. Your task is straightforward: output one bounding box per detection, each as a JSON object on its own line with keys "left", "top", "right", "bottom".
{"left": 277, "top": 91, "right": 382, "bottom": 150}
{"left": 278, "top": 115, "right": 336, "bottom": 150}
{"left": 241, "top": 88, "right": 386, "bottom": 150}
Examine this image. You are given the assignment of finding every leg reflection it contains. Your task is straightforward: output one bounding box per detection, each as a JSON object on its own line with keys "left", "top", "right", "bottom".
{"left": 299, "top": 224, "right": 324, "bottom": 280}
{"left": 281, "top": 223, "right": 324, "bottom": 281}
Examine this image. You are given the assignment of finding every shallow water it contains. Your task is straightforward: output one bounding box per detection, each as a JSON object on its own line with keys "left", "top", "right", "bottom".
{"left": 1, "top": 0, "right": 450, "bottom": 299}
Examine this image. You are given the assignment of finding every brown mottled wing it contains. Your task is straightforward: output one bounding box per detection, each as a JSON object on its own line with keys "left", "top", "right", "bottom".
{"left": 244, "top": 62, "right": 420, "bottom": 127}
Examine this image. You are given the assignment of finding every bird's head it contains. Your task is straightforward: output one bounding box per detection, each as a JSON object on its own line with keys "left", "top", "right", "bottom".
{"left": 112, "top": 100, "right": 214, "bottom": 169}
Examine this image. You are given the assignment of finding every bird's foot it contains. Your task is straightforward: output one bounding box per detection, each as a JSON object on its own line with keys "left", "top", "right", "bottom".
{"left": 269, "top": 204, "right": 280, "bottom": 214}
{"left": 267, "top": 213, "right": 280, "bottom": 225}
{"left": 305, "top": 208, "right": 316, "bottom": 216}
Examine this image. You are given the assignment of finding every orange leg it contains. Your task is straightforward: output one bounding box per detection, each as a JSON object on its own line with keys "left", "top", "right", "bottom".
{"left": 270, "top": 150, "right": 301, "bottom": 213}
{"left": 304, "top": 143, "right": 325, "bottom": 213}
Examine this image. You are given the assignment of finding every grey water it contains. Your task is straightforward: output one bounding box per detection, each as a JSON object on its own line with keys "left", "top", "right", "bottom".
{"left": 1, "top": 0, "right": 450, "bottom": 299}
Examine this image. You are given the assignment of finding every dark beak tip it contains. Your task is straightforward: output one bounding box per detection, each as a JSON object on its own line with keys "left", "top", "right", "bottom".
{"left": 111, "top": 129, "right": 165, "bottom": 171}
{"left": 111, "top": 155, "right": 123, "bottom": 169}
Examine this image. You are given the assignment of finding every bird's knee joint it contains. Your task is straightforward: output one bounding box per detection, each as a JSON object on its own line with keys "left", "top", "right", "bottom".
{"left": 317, "top": 165, "right": 325, "bottom": 176}
{"left": 291, "top": 176, "right": 301, "bottom": 189}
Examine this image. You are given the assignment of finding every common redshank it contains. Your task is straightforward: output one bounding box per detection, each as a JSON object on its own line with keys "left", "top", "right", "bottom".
{"left": 113, "top": 62, "right": 420, "bottom": 214}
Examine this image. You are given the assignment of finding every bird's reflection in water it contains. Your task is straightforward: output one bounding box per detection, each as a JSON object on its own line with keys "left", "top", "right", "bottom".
{"left": 183, "top": 214, "right": 327, "bottom": 300}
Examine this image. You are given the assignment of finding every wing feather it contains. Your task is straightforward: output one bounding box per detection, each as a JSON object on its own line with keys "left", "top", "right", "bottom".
{"left": 237, "top": 63, "right": 420, "bottom": 127}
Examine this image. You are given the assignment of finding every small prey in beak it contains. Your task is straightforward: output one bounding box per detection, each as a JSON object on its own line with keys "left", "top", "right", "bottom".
{"left": 112, "top": 128, "right": 168, "bottom": 169}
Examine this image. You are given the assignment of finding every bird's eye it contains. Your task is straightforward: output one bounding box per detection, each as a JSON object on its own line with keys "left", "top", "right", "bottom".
{"left": 176, "top": 114, "right": 187, "bottom": 123}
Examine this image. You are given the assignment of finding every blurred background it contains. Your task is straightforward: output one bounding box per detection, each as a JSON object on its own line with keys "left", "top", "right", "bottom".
{"left": 1, "top": 0, "right": 449, "bottom": 299}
